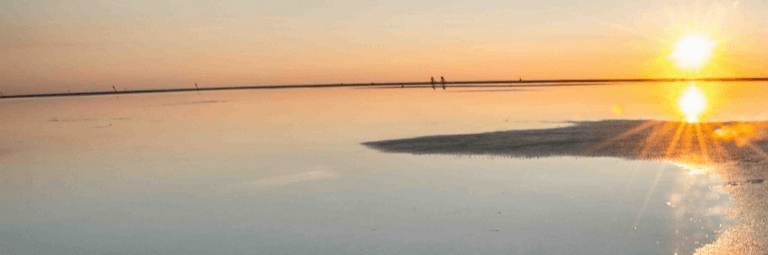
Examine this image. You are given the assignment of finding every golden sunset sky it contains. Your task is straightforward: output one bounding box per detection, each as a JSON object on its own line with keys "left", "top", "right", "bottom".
{"left": 2, "top": 0, "right": 768, "bottom": 94}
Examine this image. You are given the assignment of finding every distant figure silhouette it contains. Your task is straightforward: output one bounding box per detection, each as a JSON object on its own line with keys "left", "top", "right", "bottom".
{"left": 441, "top": 76, "right": 446, "bottom": 90}
{"left": 519, "top": 77, "right": 522, "bottom": 82}
{"left": 431, "top": 77, "right": 436, "bottom": 90}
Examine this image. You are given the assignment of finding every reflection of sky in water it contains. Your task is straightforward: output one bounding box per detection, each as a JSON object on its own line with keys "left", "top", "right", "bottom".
{"left": 1, "top": 83, "right": 762, "bottom": 254}
{"left": 0, "top": 155, "right": 733, "bottom": 254}
{"left": 666, "top": 164, "right": 736, "bottom": 254}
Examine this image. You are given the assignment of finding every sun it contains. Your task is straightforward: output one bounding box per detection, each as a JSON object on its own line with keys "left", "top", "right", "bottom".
{"left": 669, "top": 35, "right": 716, "bottom": 70}
{"left": 678, "top": 83, "right": 707, "bottom": 123}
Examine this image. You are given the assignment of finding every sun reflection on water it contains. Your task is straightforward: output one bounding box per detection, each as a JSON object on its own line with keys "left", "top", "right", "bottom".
{"left": 678, "top": 83, "right": 707, "bottom": 123}
{"left": 671, "top": 162, "right": 715, "bottom": 176}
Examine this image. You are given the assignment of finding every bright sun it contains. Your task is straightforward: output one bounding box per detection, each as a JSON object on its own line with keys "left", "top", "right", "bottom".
{"left": 678, "top": 83, "right": 707, "bottom": 123}
{"left": 669, "top": 35, "right": 716, "bottom": 70}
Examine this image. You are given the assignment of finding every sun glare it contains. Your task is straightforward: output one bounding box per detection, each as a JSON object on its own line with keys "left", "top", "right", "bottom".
{"left": 678, "top": 83, "right": 707, "bottom": 123}
{"left": 670, "top": 35, "right": 716, "bottom": 70}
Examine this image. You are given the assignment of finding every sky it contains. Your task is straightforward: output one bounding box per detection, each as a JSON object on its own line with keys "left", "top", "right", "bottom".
{"left": 2, "top": 0, "right": 768, "bottom": 94}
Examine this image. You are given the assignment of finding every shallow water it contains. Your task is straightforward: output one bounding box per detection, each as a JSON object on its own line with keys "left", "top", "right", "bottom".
{"left": 1, "top": 82, "right": 765, "bottom": 254}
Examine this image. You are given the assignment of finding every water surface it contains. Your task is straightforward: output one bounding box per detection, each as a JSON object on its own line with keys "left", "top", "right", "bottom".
{"left": 2, "top": 82, "right": 766, "bottom": 254}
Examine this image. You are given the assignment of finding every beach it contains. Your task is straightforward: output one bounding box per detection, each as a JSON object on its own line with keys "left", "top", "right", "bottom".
{"left": 365, "top": 119, "right": 768, "bottom": 254}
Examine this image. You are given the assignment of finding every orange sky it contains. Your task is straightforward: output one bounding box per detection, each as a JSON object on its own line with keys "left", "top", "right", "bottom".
{"left": 2, "top": 0, "right": 768, "bottom": 94}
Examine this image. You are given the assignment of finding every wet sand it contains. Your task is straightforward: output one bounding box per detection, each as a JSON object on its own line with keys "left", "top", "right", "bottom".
{"left": 364, "top": 120, "right": 768, "bottom": 254}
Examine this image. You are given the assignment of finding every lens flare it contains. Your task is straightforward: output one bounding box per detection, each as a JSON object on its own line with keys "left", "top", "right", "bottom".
{"left": 714, "top": 122, "right": 767, "bottom": 146}
{"left": 678, "top": 83, "right": 707, "bottom": 123}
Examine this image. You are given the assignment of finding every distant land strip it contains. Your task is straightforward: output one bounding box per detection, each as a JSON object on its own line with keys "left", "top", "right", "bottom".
{"left": 2, "top": 77, "right": 768, "bottom": 99}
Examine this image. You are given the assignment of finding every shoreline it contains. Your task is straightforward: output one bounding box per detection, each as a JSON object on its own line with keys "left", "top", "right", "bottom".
{"left": 364, "top": 119, "right": 768, "bottom": 165}
{"left": 364, "top": 119, "right": 768, "bottom": 254}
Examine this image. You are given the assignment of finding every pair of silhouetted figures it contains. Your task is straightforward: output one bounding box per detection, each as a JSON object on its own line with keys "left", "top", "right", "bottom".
{"left": 430, "top": 76, "right": 446, "bottom": 90}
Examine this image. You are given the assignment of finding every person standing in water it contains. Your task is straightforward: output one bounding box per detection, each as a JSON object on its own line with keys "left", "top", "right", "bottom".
{"left": 431, "top": 77, "right": 435, "bottom": 90}
{"left": 440, "top": 76, "right": 446, "bottom": 90}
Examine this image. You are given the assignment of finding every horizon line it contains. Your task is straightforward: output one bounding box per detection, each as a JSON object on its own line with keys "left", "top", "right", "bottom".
{"left": 2, "top": 77, "right": 768, "bottom": 99}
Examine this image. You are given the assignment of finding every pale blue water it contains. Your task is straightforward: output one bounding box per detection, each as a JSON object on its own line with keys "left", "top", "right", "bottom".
{"left": 0, "top": 86, "right": 740, "bottom": 254}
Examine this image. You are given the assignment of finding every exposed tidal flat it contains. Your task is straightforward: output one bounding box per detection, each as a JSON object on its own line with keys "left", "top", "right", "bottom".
{"left": 2, "top": 84, "right": 768, "bottom": 254}
{"left": 365, "top": 119, "right": 768, "bottom": 254}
